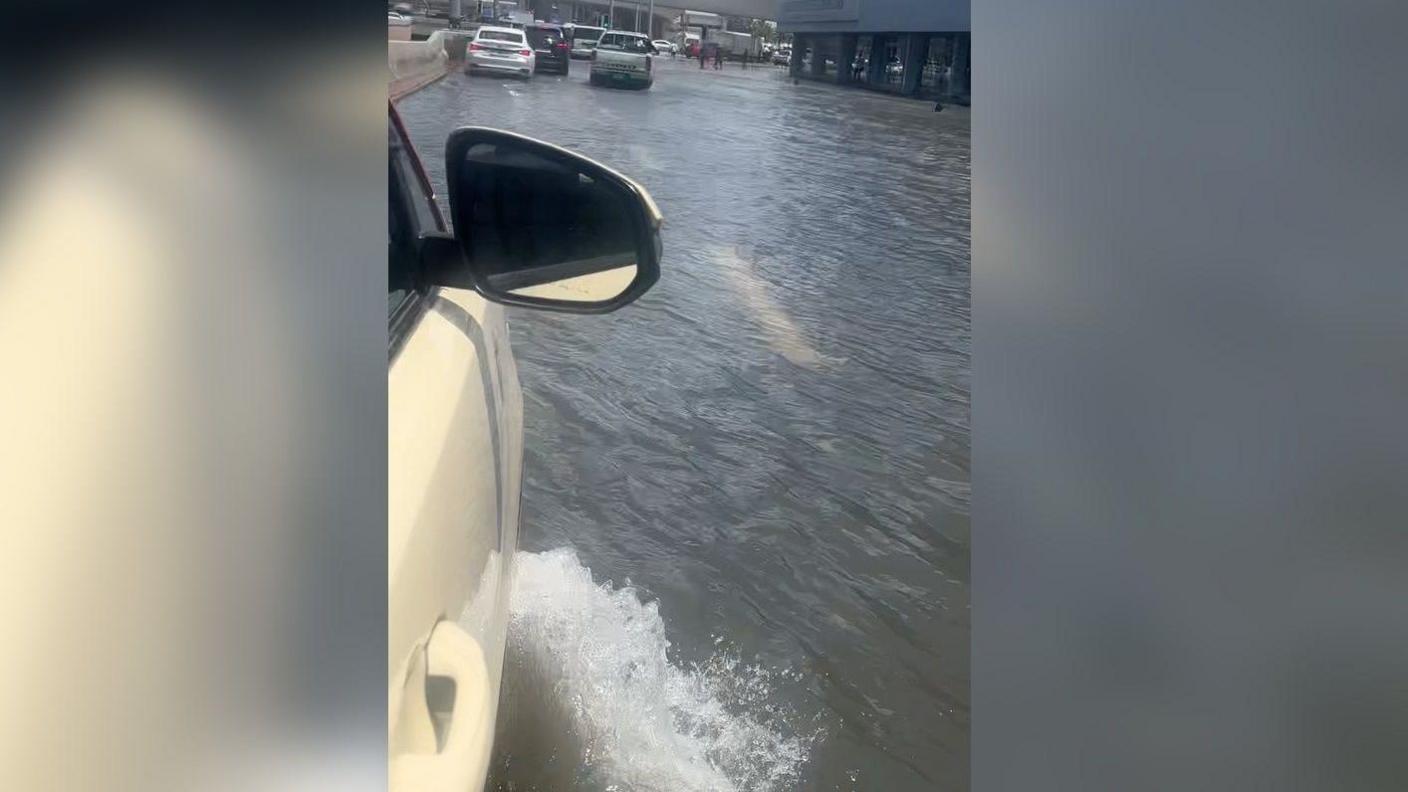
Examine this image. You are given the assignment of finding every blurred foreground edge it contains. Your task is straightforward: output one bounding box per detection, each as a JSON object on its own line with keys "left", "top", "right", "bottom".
{"left": 1, "top": 19, "right": 389, "bottom": 792}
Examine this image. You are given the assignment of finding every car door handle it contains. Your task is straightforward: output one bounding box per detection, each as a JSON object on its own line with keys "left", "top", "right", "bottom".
{"left": 390, "top": 621, "right": 494, "bottom": 792}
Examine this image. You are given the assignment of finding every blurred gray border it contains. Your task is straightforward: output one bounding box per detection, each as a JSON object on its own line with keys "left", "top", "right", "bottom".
{"left": 974, "top": 2, "right": 1408, "bottom": 789}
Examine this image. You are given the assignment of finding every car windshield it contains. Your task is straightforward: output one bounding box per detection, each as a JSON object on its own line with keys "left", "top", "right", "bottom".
{"left": 479, "top": 30, "right": 523, "bottom": 44}
{"left": 598, "top": 34, "right": 650, "bottom": 53}
{"left": 527, "top": 28, "right": 563, "bottom": 47}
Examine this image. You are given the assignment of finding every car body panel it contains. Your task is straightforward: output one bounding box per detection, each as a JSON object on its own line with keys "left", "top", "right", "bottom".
{"left": 386, "top": 92, "right": 661, "bottom": 792}
{"left": 388, "top": 105, "right": 524, "bottom": 792}
{"left": 569, "top": 39, "right": 598, "bottom": 59}
{"left": 468, "top": 53, "right": 534, "bottom": 76}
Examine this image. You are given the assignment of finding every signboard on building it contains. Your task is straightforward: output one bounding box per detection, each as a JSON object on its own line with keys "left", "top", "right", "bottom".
{"left": 680, "top": 10, "right": 724, "bottom": 28}
{"left": 778, "top": 0, "right": 966, "bottom": 33}
{"left": 779, "top": 0, "right": 860, "bottom": 24}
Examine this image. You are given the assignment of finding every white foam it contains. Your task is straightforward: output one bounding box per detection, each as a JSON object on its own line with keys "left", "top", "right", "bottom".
{"left": 501, "top": 548, "right": 818, "bottom": 791}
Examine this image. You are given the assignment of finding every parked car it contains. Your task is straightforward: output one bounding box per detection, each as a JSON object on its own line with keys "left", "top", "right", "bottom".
{"left": 651, "top": 39, "right": 676, "bottom": 54}
{"left": 563, "top": 23, "right": 606, "bottom": 59}
{"left": 467, "top": 25, "right": 534, "bottom": 78}
{"left": 525, "top": 23, "right": 570, "bottom": 75}
{"left": 590, "top": 31, "right": 655, "bottom": 89}
{"left": 387, "top": 103, "right": 662, "bottom": 792}
{"left": 772, "top": 47, "right": 791, "bottom": 65}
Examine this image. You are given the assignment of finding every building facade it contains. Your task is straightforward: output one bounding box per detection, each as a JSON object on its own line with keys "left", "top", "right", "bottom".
{"left": 778, "top": 0, "right": 970, "bottom": 102}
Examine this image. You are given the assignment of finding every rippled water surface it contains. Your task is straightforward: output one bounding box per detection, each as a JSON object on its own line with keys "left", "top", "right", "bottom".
{"left": 398, "top": 56, "right": 969, "bottom": 790}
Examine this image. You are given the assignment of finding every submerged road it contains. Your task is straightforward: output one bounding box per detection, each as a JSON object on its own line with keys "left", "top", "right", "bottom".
{"left": 399, "top": 55, "right": 970, "bottom": 791}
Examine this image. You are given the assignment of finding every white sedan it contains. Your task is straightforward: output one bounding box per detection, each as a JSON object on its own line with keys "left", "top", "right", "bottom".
{"left": 651, "top": 39, "right": 676, "bottom": 54}
{"left": 467, "top": 25, "right": 534, "bottom": 78}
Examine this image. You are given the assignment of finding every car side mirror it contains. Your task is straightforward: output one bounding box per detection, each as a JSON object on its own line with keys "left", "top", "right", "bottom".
{"left": 425, "top": 127, "right": 662, "bottom": 313}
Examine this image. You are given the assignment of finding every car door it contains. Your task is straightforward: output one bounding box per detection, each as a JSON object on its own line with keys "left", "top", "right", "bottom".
{"left": 387, "top": 111, "right": 523, "bottom": 792}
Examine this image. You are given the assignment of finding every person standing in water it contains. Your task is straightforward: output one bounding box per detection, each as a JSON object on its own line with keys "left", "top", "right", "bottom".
{"left": 713, "top": 44, "right": 723, "bottom": 69}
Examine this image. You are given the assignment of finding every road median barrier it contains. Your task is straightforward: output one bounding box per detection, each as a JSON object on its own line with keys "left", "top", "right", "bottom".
{"left": 390, "top": 30, "right": 469, "bottom": 101}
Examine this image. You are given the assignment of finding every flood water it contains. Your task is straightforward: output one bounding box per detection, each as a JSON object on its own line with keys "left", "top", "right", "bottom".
{"left": 398, "top": 55, "right": 969, "bottom": 791}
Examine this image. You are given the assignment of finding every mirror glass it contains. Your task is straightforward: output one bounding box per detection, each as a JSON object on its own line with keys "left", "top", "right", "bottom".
{"left": 455, "top": 140, "right": 642, "bottom": 304}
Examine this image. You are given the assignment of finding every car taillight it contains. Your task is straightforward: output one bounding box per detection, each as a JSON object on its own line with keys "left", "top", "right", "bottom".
{"left": 469, "top": 43, "right": 483, "bottom": 51}
{"left": 555, "top": 42, "right": 568, "bottom": 50}
{"left": 519, "top": 49, "right": 532, "bottom": 56}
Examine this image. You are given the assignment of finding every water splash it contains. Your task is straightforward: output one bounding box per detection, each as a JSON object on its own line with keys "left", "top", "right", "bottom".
{"left": 489, "top": 549, "right": 819, "bottom": 791}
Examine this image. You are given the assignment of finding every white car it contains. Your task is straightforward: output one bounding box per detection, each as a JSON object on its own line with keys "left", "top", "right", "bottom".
{"left": 590, "top": 31, "right": 655, "bottom": 89}
{"left": 388, "top": 110, "right": 662, "bottom": 792}
{"left": 651, "top": 39, "right": 676, "bottom": 54}
{"left": 467, "top": 25, "right": 534, "bottom": 78}
{"left": 564, "top": 23, "right": 606, "bottom": 59}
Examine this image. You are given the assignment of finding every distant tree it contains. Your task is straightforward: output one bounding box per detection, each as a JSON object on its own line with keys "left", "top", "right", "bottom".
{"left": 747, "top": 18, "right": 775, "bottom": 44}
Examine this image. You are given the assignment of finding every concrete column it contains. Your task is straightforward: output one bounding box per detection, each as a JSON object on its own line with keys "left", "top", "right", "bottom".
{"left": 837, "top": 34, "right": 858, "bottom": 85}
{"left": 900, "top": 33, "right": 928, "bottom": 96}
{"left": 810, "top": 34, "right": 828, "bottom": 78}
{"left": 789, "top": 34, "right": 806, "bottom": 78}
{"left": 953, "top": 33, "right": 970, "bottom": 98}
{"left": 866, "top": 34, "right": 888, "bottom": 86}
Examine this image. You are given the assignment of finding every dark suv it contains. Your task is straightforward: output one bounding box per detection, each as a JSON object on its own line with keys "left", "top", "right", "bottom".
{"left": 525, "top": 23, "right": 569, "bottom": 75}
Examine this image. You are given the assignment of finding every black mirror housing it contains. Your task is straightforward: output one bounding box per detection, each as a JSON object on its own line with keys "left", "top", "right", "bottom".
{"left": 431, "top": 126, "right": 662, "bottom": 314}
